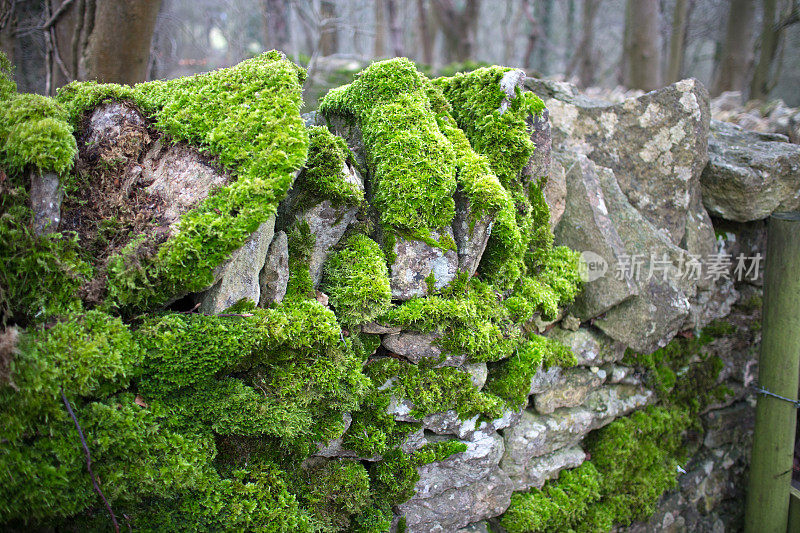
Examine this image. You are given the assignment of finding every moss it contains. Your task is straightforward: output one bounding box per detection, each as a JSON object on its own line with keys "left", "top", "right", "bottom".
{"left": 319, "top": 58, "right": 456, "bottom": 235}
{"left": 0, "top": 52, "right": 15, "bottom": 100}
{"left": 0, "top": 184, "right": 91, "bottom": 326}
{"left": 56, "top": 52, "right": 309, "bottom": 313}
{"left": 302, "top": 459, "right": 371, "bottom": 531}
{"left": 342, "top": 387, "right": 418, "bottom": 458}
{"left": 321, "top": 233, "right": 392, "bottom": 326}
{"left": 501, "top": 407, "right": 692, "bottom": 533}
{"left": 366, "top": 357, "right": 506, "bottom": 421}
{"left": 295, "top": 126, "right": 364, "bottom": 208}
{"left": 484, "top": 335, "right": 575, "bottom": 409}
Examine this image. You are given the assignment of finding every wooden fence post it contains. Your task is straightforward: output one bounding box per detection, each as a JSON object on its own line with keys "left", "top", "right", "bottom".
{"left": 745, "top": 212, "right": 800, "bottom": 533}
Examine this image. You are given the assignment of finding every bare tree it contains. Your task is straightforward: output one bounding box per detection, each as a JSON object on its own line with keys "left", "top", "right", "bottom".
{"left": 521, "top": 0, "right": 541, "bottom": 70}
{"left": 0, "top": 0, "right": 15, "bottom": 66}
{"left": 318, "top": 0, "right": 337, "bottom": 56}
{"left": 626, "top": 0, "right": 662, "bottom": 90}
{"left": 712, "top": 0, "right": 756, "bottom": 95}
{"left": 386, "top": 0, "right": 403, "bottom": 58}
{"left": 666, "top": 0, "right": 689, "bottom": 84}
{"left": 567, "top": 0, "right": 600, "bottom": 87}
{"left": 262, "top": 0, "right": 290, "bottom": 52}
{"left": 417, "top": 0, "right": 433, "bottom": 65}
{"left": 374, "top": 0, "right": 386, "bottom": 58}
{"left": 750, "top": 0, "right": 799, "bottom": 100}
{"left": 432, "top": 0, "right": 480, "bottom": 63}
{"left": 535, "top": 0, "right": 553, "bottom": 72}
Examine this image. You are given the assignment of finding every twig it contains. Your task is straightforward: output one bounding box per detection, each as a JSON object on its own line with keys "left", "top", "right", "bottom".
{"left": 40, "top": 0, "right": 75, "bottom": 30}
{"left": 60, "top": 387, "right": 120, "bottom": 533}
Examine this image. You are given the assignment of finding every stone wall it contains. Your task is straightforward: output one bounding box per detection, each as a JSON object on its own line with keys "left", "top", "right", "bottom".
{"left": 3, "top": 53, "right": 798, "bottom": 532}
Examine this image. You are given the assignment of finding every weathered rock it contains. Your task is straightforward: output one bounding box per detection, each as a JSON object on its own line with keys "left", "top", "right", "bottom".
{"left": 382, "top": 331, "right": 466, "bottom": 366}
{"left": 259, "top": 230, "right": 289, "bottom": 306}
{"left": 398, "top": 467, "right": 513, "bottom": 533}
{"left": 386, "top": 228, "right": 459, "bottom": 300}
{"left": 29, "top": 171, "right": 62, "bottom": 234}
{"left": 554, "top": 153, "right": 638, "bottom": 319}
{"left": 702, "top": 401, "right": 754, "bottom": 450}
{"left": 591, "top": 163, "right": 694, "bottom": 353}
{"left": 452, "top": 189, "right": 494, "bottom": 276}
{"left": 503, "top": 444, "right": 586, "bottom": 491}
{"left": 323, "top": 112, "right": 368, "bottom": 175}
{"left": 142, "top": 140, "right": 231, "bottom": 234}
{"left": 501, "top": 385, "right": 653, "bottom": 477}
{"left": 463, "top": 362, "right": 488, "bottom": 389}
{"left": 84, "top": 101, "right": 149, "bottom": 162}
{"left": 413, "top": 431, "right": 504, "bottom": 499}
{"left": 529, "top": 365, "right": 563, "bottom": 394}
{"left": 533, "top": 367, "right": 607, "bottom": 414}
{"left": 545, "top": 326, "right": 626, "bottom": 366}
{"left": 455, "top": 521, "right": 492, "bottom": 533}
{"left": 701, "top": 120, "right": 800, "bottom": 222}
{"left": 543, "top": 157, "right": 567, "bottom": 229}
{"left": 360, "top": 322, "right": 402, "bottom": 335}
{"left": 200, "top": 218, "right": 275, "bottom": 313}
{"left": 528, "top": 77, "right": 711, "bottom": 246}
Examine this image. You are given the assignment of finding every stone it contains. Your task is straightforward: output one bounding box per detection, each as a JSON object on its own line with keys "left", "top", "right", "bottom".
{"left": 386, "top": 228, "right": 459, "bottom": 300}
{"left": 398, "top": 467, "right": 513, "bottom": 533}
{"left": 554, "top": 153, "right": 637, "bottom": 320}
{"left": 303, "top": 200, "right": 361, "bottom": 288}
{"left": 533, "top": 367, "right": 606, "bottom": 414}
{"left": 200, "top": 218, "right": 275, "bottom": 314}
{"left": 360, "top": 322, "right": 402, "bottom": 335}
{"left": 452, "top": 189, "right": 494, "bottom": 276}
{"left": 29, "top": 171, "right": 62, "bottom": 234}
{"left": 545, "top": 326, "right": 626, "bottom": 366}
{"left": 142, "top": 140, "right": 231, "bottom": 234}
{"left": 259, "top": 230, "right": 289, "bottom": 306}
{"left": 522, "top": 106, "right": 552, "bottom": 189}
{"left": 382, "top": 331, "right": 466, "bottom": 366}
{"left": 700, "top": 120, "right": 800, "bottom": 222}
{"left": 702, "top": 401, "right": 754, "bottom": 450}
{"left": 501, "top": 385, "right": 653, "bottom": 478}
{"left": 455, "top": 521, "right": 492, "bottom": 533}
{"left": 463, "top": 362, "right": 488, "bottom": 389}
{"left": 84, "top": 101, "right": 149, "bottom": 162}
{"left": 591, "top": 163, "right": 694, "bottom": 353}
{"left": 503, "top": 444, "right": 586, "bottom": 492}
{"left": 528, "top": 77, "right": 711, "bottom": 247}
{"left": 529, "top": 366, "right": 563, "bottom": 395}
{"left": 543, "top": 157, "right": 567, "bottom": 229}
{"left": 323, "top": 112, "right": 368, "bottom": 174}
{"left": 413, "top": 431, "right": 504, "bottom": 499}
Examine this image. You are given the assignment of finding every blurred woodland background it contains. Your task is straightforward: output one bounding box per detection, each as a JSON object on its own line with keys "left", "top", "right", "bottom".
{"left": 1, "top": 0, "right": 798, "bottom": 109}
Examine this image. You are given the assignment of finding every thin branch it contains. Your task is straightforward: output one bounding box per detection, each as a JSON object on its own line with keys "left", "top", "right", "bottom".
{"left": 40, "top": 0, "right": 75, "bottom": 30}
{"left": 60, "top": 387, "right": 120, "bottom": 533}
{"left": 50, "top": 27, "right": 73, "bottom": 83}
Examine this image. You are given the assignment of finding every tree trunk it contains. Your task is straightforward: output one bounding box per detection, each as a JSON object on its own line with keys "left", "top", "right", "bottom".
{"left": 0, "top": 0, "right": 14, "bottom": 68}
{"left": 627, "top": 0, "right": 662, "bottom": 91}
{"left": 374, "top": 0, "right": 386, "bottom": 58}
{"left": 521, "top": 0, "right": 540, "bottom": 70}
{"left": 432, "top": 0, "right": 480, "bottom": 64}
{"left": 618, "top": 0, "right": 633, "bottom": 85}
{"left": 318, "top": 0, "right": 338, "bottom": 57}
{"left": 713, "top": 0, "right": 756, "bottom": 95}
{"left": 565, "top": 0, "right": 576, "bottom": 70}
{"left": 80, "top": 0, "right": 161, "bottom": 85}
{"left": 262, "top": 0, "right": 290, "bottom": 53}
{"left": 748, "top": 0, "right": 799, "bottom": 100}
{"left": 570, "top": 0, "right": 599, "bottom": 88}
{"left": 386, "top": 0, "right": 403, "bottom": 58}
{"left": 535, "top": 0, "right": 553, "bottom": 72}
{"left": 666, "top": 0, "right": 689, "bottom": 84}
{"left": 417, "top": 0, "right": 433, "bottom": 65}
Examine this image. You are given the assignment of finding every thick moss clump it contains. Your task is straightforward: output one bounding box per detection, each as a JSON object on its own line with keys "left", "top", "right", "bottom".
{"left": 322, "top": 233, "right": 392, "bottom": 326}
{"left": 319, "top": 58, "right": 457, "bottom": 235}
{"left": 296, "top": 126, "right": 364, "bottom": 208}
{"left": 56, "top": 51, "right": 309, "bottom": 313}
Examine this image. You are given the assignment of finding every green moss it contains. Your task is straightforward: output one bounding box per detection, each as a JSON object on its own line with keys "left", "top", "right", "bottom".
{"left": 0, "top": 52, "right": 15, "bottom": 99}
{"left": 56, "top": 52, "right": 309, "bottom": 313}
{"left": 0, "top": 93, "right": 77, "bottom": 175}
{"left": 322, "top": 233, "right": 392, "bottom": 326}
{"left": 501, "top": 407, "right": 692, "bottom": 533}
{"left": 295, "top": 126, "right": 364, "bottom": 208}
{"left": 319, "top": 58, "right": 456, "bottom": 235}
{"left": 484, "top": 335, "right": 574, "bottom": 409}
{"left": 302, "top": 459, "right": 371, "bottom": 530}
{"left": 0, "top": 185, "right": 91, "bottom": 326}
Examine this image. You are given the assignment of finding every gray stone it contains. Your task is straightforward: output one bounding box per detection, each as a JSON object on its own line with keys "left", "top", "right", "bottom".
{"left": 413, "top": 431, "right": 504, "bottom": 499}
{"left": 545, "top": 326, "right": 626, "bottom": 366}
{"left": 533, "top": 367, "right": 606, "bottom": 414}
{"left": 591, "top": 163, "right": 694, "bottom": 353}
{"left": 529, "top": 365, "right": 563, "bottom": 394}
{"left": 501, "top": 385, "right": 653, "bottom": 477}
{"left": 29, "top": 171, "right": 62, "bottom": 234}
{"left": 522, "top": 106, "right": 553, "bottom": 189}
{"left": 322, "top": 112, "right": 367, "bottom": 175}
{"left": 503, "top": 444, "right": 586, "bottom": 492}
{"left": 701, "top": 119, "right": 800, "bottom": 222}
{"left": 463, "top": 362, "right": 488, "bottom": 389}
{"left": 543, "top": 157, "right": 567, "bottom": 229}
{"left": 259, "top": 230, "right": 289, "bottom": 306}
{"left": 529, "top": 77, "right": 711, "bottom": 246}
{"left": 398, "top": 467, "right": 513, "bottom": 533}
{"left": 554, "top": 153, "right": 637, "bottom": 319}
{"left": 382, "top": 331, "right": 466, "bottom": 366}
{"left": 200, "top": 218, "right": 275, "bottom": 313}
{"left": 455, "top": 521, "right": 492, "bottom": 533}
{"left": 452, "top": 189, "right": 494, "bottom": 276}
{"left": 303, "top": 200, "right": 361, "bottom": 288}
{"left": 84, "top": 101, "right": 149, "bottom": 162}
{"left": 360, "top": 322, "right": 402, "bottom": 335}
{"left": 142, "top": 140, "right": 231, "bottom": 235}
{"left": 387, "top": 228, "right": 459, "bottom": 300}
